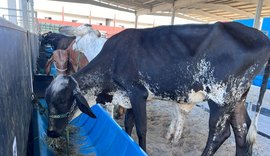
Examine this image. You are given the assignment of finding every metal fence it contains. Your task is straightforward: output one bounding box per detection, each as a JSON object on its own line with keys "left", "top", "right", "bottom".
{"left": 39, "top": 23, "right": 61, "bottom": 34}
{"left": 0, "top": 7, "right": 39, "bottom": 34}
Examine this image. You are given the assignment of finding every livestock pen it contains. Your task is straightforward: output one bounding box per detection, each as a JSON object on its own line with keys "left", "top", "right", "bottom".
{"left": 2, "top": 0, "right": 270, "bottom": 155}
{"left": 0, "top": 18, "right": 39, "bottom": 155}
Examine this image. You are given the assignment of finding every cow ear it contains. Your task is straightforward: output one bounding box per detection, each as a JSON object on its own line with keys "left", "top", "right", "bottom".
{"left": 94, "top": 30, "right": 101, "bottom": 37}
{"left": 59, "top": 26, "right": 77, "bottom": 37}
{"left": 74, "top": 91, "right": 96, "bottom": 118}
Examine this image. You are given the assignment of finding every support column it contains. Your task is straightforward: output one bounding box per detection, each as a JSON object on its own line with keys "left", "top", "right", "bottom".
{"left": 18, "top": 0, "right": 28, "bottom": 30}
{"left": 7, "top": 0, "right": 17, "bottom": 24}
{"left": 62, "top": 6, "right": 65, "bottom": 23}
{"left": 28, "top": 0, "right": 35, "bottom": 32}
{"left": 89, "top": 10, "right": 92, "bottom": 25}
{"left": 135, "top": 11, "right": 139, "bottom": 28}
{"left": 253, "top": 0, "right": 264, "bottom": 29}
{"left": 171, "top": 0, "right": 176, "bottom": 25}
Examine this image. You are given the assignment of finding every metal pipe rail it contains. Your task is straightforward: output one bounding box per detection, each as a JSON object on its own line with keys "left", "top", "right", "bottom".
{"left": 0, "top": 7, "right": 39, "bottom": 34}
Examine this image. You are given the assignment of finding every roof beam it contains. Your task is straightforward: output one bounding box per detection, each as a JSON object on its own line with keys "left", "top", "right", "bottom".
{"left": 230, "top": 0, "right": 270, "bottom": 5}
{"left": 143, "top": 0, "right": 156, "bottom": 5}
{"left": 149, "top": 12, "right": 206, "bottom": 22}
{"left": 179, "top": 8, "right": 232, "bottom": 21}
{"left": 137, "top": 0, "right": 205, "bottom": 15}
{"left": 49, "top": 0, "right": 135, "bottom": 13}
{"left": 192, "top": 3, "right": 254, "bottom": 18}
{"left": 36, "top": 9, "right": 153, "bottom": 25}
{"left": 102, "top": 0, "right": 152, "bottom": 9}
{"left": 137, "top": 0, "right": 270, "bottom": 15}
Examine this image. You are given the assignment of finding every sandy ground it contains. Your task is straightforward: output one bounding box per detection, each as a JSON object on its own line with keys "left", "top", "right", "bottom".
{"left": 48, "top": 85, "right": 269, "bottom": 156}
{"left": 115, "top": 85, "right": 270, "bottom": 156}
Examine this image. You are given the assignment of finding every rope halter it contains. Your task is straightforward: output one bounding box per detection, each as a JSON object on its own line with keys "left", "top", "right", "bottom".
{"left": 49, "top": 98, "right": 77, "bottom": 119}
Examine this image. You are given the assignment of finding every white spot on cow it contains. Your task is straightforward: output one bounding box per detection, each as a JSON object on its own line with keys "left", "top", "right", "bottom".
{"left": 188, "top": 90, "right": 206, "bottom": 103}
{"left": 73, "top": 29, "right": 106, "bottom": 62}
{"left": 111, "top": 90, "right": 132, "bottom": 109}
{"left": 243, "top": 123, "right": 247, "bottom": 129}
{"left": 204, "top": 83, "right": 227, "bottom": 105}
{"left": 217, "top": 114, "right": 230, "bottom": 130}
{"left": 84, "top": 87, "right": 99, "bottom": 107}
{"left": 212, "top": 114, "right": 230, "bottom": 142}
{"left": 51, "top": 75, "right": 69, "bottom": 96}
{"left": 193, "top": 59, "right": 227, "bottom": 105}
{"left": 193, "top": 59, "right": 256, "bottom": 106}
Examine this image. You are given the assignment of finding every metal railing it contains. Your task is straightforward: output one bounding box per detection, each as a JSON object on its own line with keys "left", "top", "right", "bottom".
{"left": 0, "top": 7, "right": 40, "bottom": 34}
{"left": 262, "top": 30, "right": 269, "bottom": 36}
{"left": 39, "top": 23, "right": 61, "bottom": 34}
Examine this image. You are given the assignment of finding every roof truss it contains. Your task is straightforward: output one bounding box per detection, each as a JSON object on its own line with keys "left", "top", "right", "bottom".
{"left": 49, "top": 0, "right": 270, "bottom": 22}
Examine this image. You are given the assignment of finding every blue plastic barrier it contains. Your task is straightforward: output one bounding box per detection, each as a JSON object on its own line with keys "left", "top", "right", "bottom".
{"left": 252, "top": 75, "right": 270, "bottom": 89}
{"left": 70, "top": 104, "right": 147, "bottom": 156}
{"left": 33, "top": 99, "right": 54, "bottom": 156}
{"left": 33, "top": 99, "right": 147, "bottom": 156}
{"left": 50, "top": 65, "right": 57, "bottom": 77}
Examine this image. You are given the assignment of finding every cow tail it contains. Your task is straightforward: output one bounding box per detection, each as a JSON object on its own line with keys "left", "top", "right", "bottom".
{"left": 247, "top": 58, "right": 270, "bottom": 145}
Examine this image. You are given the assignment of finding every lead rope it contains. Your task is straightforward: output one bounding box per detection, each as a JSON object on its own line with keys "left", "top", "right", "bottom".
{"left": 66, "top": 128, "right": 70, "bottom": 156}
{"left": 31, "top": 93, "right": 47, "bottom": 116}
{"left": 31, "top": 93, "right": 73, "bottom": 156}
{"left": 76, "top": 52, "right": 82, "bottom": 71}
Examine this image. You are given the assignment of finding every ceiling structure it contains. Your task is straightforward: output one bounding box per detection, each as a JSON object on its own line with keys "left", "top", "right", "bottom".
{"left": 51, "top": 0, "right": 270, "bottom": 23}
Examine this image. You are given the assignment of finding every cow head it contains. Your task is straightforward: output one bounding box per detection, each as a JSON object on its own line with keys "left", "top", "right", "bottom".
{"left": 45, "top": 50, "right": 70, "bottom": 75}
{"left": 59, "top": 24, "right": 101, "bottom": 38}
{"left": 45, "top": 75, "right": 96, "bottom": 138}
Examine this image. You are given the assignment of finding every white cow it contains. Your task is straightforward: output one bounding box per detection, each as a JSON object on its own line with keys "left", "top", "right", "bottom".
{"left": 59, "top": 24, "right": 107, "bottom": 61}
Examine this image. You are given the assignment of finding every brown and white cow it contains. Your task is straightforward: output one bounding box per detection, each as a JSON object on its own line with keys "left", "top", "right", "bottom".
{"left": 45, "top": 40, "right": 89, "bottom": 75}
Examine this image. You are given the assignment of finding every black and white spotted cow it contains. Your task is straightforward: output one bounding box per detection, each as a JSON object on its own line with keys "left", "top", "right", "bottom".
{"left": 45, "top": 22, "right": 270, "bottom": 156}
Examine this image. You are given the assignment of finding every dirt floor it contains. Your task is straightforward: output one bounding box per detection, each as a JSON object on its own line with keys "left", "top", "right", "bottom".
{"left": 115, "top": 85, "right": 270, "bottom": 156}
{"left": 49, "top": 85, "right": 270, "bottom": 156}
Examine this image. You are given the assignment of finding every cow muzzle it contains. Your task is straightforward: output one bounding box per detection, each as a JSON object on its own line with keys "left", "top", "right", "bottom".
{"left": 47, "top": 130, "right": 61, "bottom": 138}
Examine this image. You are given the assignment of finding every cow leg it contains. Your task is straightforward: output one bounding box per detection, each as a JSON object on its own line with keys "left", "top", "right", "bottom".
{"left": 115, "top": 105, "right": 126, "bottom": 119}
{"left": 165, "top": 104, "right": 186, "bottom": 144}
{"left": 202, "top": 100, "right": 232, "bottom": 156}
{"left": 125, "top": 108, "right": 135, "bottom": 135}
{"left": 127, "top": 84, "right": 148, "bottom": 151}
{"left": 230, "top": 90, "right": 252, "bottom": 156}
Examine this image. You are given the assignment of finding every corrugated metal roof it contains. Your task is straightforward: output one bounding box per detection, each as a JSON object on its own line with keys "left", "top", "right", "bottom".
{"left": 51, "top": 0, "right": 270, "bottom": 22}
